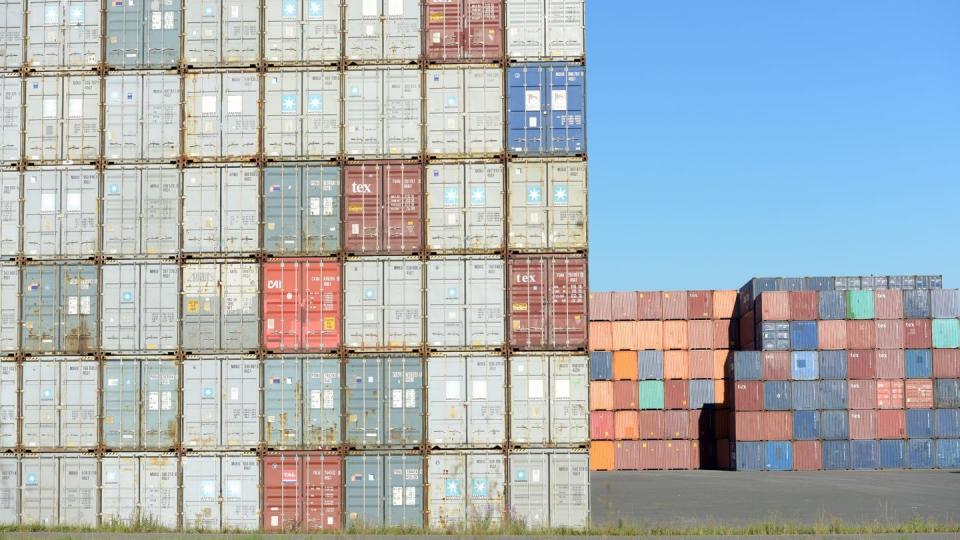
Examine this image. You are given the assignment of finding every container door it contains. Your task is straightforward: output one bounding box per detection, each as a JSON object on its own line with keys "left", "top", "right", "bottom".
{"left": 384, "top": 70, "right": 421, "bottom": 156}
{"left": 509, "top": 163, "right": 547, "bottom": 248}
{"left": 386, "top": 357, "right": 423, "bottom": 445}
{"left": 183, "top": 168, "right": 222, "bottom": 252}
{"left": 139, "top": 168, "right": 179, "bottom": 251}
{"left": 427, "top": 454, "right": 464, "bottom": 528}
{"left": 264, "top": 167, "right": 304, "bottom": 253}
{"left": 184, "top": 74, "right": 222, "bottom": 157}
{"left": 144, "top": 0, "right": 180, "bottom": 66}
{"left": 59, "top": 169, "right": 98, "bottom": 256}
{"left": 425, "top": 0, "right": 461, "bottom": 61}
{"left": 63, "top": 77, "right": 99, "bottom": 160}
{"left": 0, "top": 364, "right": 16, "bottom": 447}
{"left": 0, "top": 0, "right": 23, "bottom": 68}
{"left": 222, "top": 263, "right": 260, "bottom": 350}
{"left": 183, "top": 456, "right": 222, "bottom": 529}
{"left": 0, "top": 266, "right": 17, "bottom": 352}
{"left": 468, "top": 164, "right": 504, "bottom": 249}
{"left": 101, "top": 264, "right": 140, "bottom": 351}
{"left": 426, "top": 165, "right": 465, "bottom": 250}
{"left": 547, "top": 162, "right": 587, "bottom": 249}
{"left": 464, "top": 0, "right": 502, "bottom": 60}
{"left": 222, "top": 73, "right": 259, "bottom": 157}
{"left": 263, "top": 260, "right": 302, "bottom": 350}
{"left": 0, "top": 79, "right": 21, "bottom": 161}
{"left": 60, "top": 264, "right": 98, "bottom": 354}
{"left": 262, "top": 454, "right": 302, "bottom": 530}
{"left": 222, "top": 455, "right": 259, "bottom": 530}
{"left": 465, "top": 68, "right": 503, "bottom": 154}
{"left": 467, "top": 453, "right": 504, "bottom": 523}
{"left": 58, "top": 457, "right": 97, "bottom": 526}
{"left": 344, "top": 164, "right": 383, "bottom": 252}
{"left": 25, "top": 76, "right": 61, "bottom": 160}
{"left": 143, "top": 75, "right": 181, "bottom": 159}
{"left": 104, "top": 74, "right": 142, "bottom": 159}
{"left": 223, "top": 358, "right": 260, "bottom": 448}
{"left": 385, "top": 260, "right": 422, "bottom": 347}
{"left": 221, "top": 167, "right": 259, "bottom": 252}
{"left": 427, "top": 69, "right": 464, "bottom": 155}
{"left": 222, "top": 0, "right": 259, "bottom": 63}
{"left": 21, "top": 360, "right": 59, "bottom": 448}
{"left": 265, "top": 72, "right": 301, "bottom": 157}
{"left": 508, "top": 66, "right": 546, "bottom": 154}
{"left": 263, "top": 358, "right": 303, "bottom": 447}
{"left": 27, "top": 1, "right": 63, "bottom": 68}
{"left": 140, "top": 456, "right": 179, "bottom": 528}
{"left": 100, "top": 457, "right": 139, "bottom": 525}
{"left": 304, "top": 166, "right": 342, "bottom": 252}
{"left": 383, "top": 163, "right": 422, "bottom": 253}
{"left": 102, "top": 360, "right": 140, "bottom": 449}
{"left": 304, "top": 358, "right": 341, "bottom": 446}
{"left": 23, "top": 170, "right": 60, "bottom": 256}
{"left": 344, "top": 260, "right": 384, "bottom": 348}
{"left": 264, "top": 0, "right": 301, "bottom": 61}
{"left": 344, "top": 70, "right": 383, "bottom": 156}
{"left": 60, "top": 361, "right": 97, "bottom": 448}
{"left": 0, "top": 457, "right": 16, "bottom": 524}
{"left": 142, "top": 361, "right": 179, "bottom": 449}
{"left": 182, "top": 264, "right": 221, "bottom": 349}
{"left": 427, "top": 260, "right": 465, "bottom": 347}
{"left": 184, "top": 0, "right": 221, "bottom": 64}
{"left": 546, "top": 64, "right": 585, "bottom": 154}
{"left": 549, "top": 452, "right": 589, "bottom": 528}
{"left": 346, "top": 357, "right": 383, "bottom": 445}
{"left": 21, "top": 265, "right": 59, "bottom": 352}
{"left": 383, "top": 0, "right": 420, "bottom": 60}
{"left": 511, "top": 356, "right": 548, "bottom": 444}
{"left": 469, "top": 355, "right": 506, "bottom": 445}
{"left": 303, "top": 453, "right": 342, "bottom": 529}
{"left": 20, "top": 457, "right": 57, "bottom": 524}
{"left": 142, "top": 264, "right": 179, "bottom": 351}
{"left": 506, "top": 0, "right": 545, "bottom": 57}
{"left": 63, "top": 0, "right": 100, "bottom": 67}
{"left": 345, "top": 455, "right": 383, "bottom": 528}
{"left": 346, "top": 0, "right": 383, "bottom": 59}
{"left": 509, "top": 258, "right": 547, "bottom": 348}
{"left": 102, "top": 171, "right": 141, "bottom": 256}
{"left": 509, "top": 453, "right": 548, "bottom": 528}
{"left": 304, "top": 0, "right": 341, "bottom": 61}
{"left": 386, "top": 454, "right": 423, "bottom": 527}
{"left": 548, "top": 257, "right": 587, "bottom": 349}
{"left": 550, "top": 356, "right": 589, "bottom": 444}
{"left": 183, "top": 359, "right": 222, "bottom": 449}
{"left": 545, "top": 0, "right": 584, "bottom": 57}
{"left": 428, "top": 356, "right": 467, "bottom": 445}
{"left": 467, "top": 258, "right": 505, "bottom": 346}
{"left": 304, "top": 71, "right": 341, "bottom": 157}
{"left": 302, "top": 258, "right": 342, "bottom": 350}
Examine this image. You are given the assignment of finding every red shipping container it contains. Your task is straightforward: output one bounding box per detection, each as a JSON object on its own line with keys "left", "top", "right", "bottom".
{"left": 713, "top": 319, "right": 735, "bottom": 349}
{"left": 874, "top": 289, "right": 904, "bottom": 319}
{"left": 614, "top": 410, "right": 639, "bottom": 440}
{"left": 612, "top": 350, "right": 638, "bottom": 380}
{"left": 793, "top": 441, "right": 822, "bottom": 471}
{"left": 738, "top": 310, "right": 755, "bottom": 349}
{"left": 590, "top": 411, "right": 614, "bottom": 439}
{"left": 849, "top": 380, "right": 878, "bottom": 409}
{"left": 878, "top": 409, "right": 906, "bottom": 439}
{"left": 847, "top": 350, "right": 877, "bottom": 379}
{"left": 664, "top": 410, "right": 689, "bottom": 439}
{"left": 734, "top": 381, "right": 763, "bottom": 411}
{"left": 638, "top": 440, "right": 663, "bottom": 470}
{"left": 589, "top": 292, "right": 612, "bottom": 321}
{"left": 636, "top": 291, "right": 663, "bottom": 320}
{"left": 614, "top": 441, "right": 640, "bottom": 470}
{"left": 590, "top": 381, "right": 614, "bottom": 410}
{"left": 509, "top": 256, "right": 587, "bottom": 350}
{"left": 589, "top": 321, "right": 613, "bottom": 351}
{"left": 875, "top": 349, "right": 905, "bottom": 379}
{"left": 762, "top": 351, "right": 790, "bottom": 381}
{"left": 687, "top": 320, "right": 714, "bottom": 350}
{"left": 875, "top": 320, "right": 904, "bottom": 350}
{"left": 664, "top": 380, "right": 689, "bottom": 410}
{"left": 663, "top": 350, "right": 689, "bottom": 380}
{"left": 933, "top": 350, "right": 960, "bottom": 378}
{"left": 687, "top": 290, "right": 713, "bottom": 319}
{"left": 735, "top": 411, "right": 762, "bottom": 441}
{"left": 688, "top": 409, "right": 704, "bottom": 438}
{"left": 876, "top": 379, "right": 904, "bottom": 409}
{"left": 344, "top": 163, "right": 422, "bottom": 254}
{"left": 762, "top": 411, "right": 792, "bottom": 441}
{"left": 263, "top": 259, "right": 341, "bottom": 351}
{"left": 689, "top": 440, "right": 702, "bottom": 470}
{"left": 758, "top": 291, "right": 790, "bottom": 321}
{"left": 662, "top": 320, "right": 688, "bottom": 350}
{"left": 904, "top": 319, "right": 932, "bottom": 348}
{"left": 636, "top": 321, "right": 663, "bottom": 350}
{"left": 849, "top": 410, "right": 878, "bottom": 440}
{"left": 817, "top": 320, "right": 847, "bottom": 350}
{"left": 262, "top": 453, "right": 342, "bottom": 531}
{"left": 661, "top": 291, "right": 688, "bottom": 320}
{"left": 905, "top": 379, "right": 934, "bottom": 408}
{"left": 789, "top": 291, "right": 819, "bottom": 321}
{"left": 713, "top": 290, "right": 737, "bottom": 319}
{"left": 424, "top": 0, "right": 503, "bottom": 61}
{"left": 611, "top": 321, "right": 637, "bottom": 350}
{"left": 664, "top": 440, "right": 691, "bottom": 470}
{"left": 688, "top": 350, "right": 714, "bottom": 379}
{"left": 846, "top": 321, "right": 876, "bottom": 350}
{"left": 611, "top": 291, "right": 638, "bottom": 320}
{"left": 612, "top": 381, "right": 638, "bottom": 410}
{"left": 638, "top": 410, "right": 665, "bottom": 439}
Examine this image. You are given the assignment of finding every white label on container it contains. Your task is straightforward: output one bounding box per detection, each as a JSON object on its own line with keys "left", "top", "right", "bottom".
{"left": 66, "top": 192, "right": 81, "bottom": 212}
{"left": 161, "top": 391, "right": 172, "bottom": 410}
{"left": 472, "top": 380, "right": 487, "bottom": 400}
{"left": 528, "top": 379, "right": 544, "bottom": 399}
{"left": 148, "top": 391, "right": 159, "bottom": 410}
{"left": 231, "top": 4, "right": 240, "bottom": 18}
{"left": 230, "top": 387, "right": 239, "bottom": 401}
{"left": 388, "top": 0, "right": 403, "bottom": 16}
{"left": 41, "top": 193, "right": 56, "bottom": 212}
{"left": 324, "top": 390, "right": 334, "bottom": 409}
{"left": 406, "top": 486, "right": 416, "bottom": 505}
{"left": 405, "top": 389, "right": 416, "bottom": 408}
{"left": 151, "top": 11, "right": 162, "bottom": 29}
{"left": 68, "top": 98, "right": 83, "bottom": 118}
{"left": 311, "top": 389, "right": 324, "bottom": 409}
{"left": 392, "top": 486, "right": 403, "bottom": 506}
{"left": 43, "top": 98, "right": 57, "bottom": 118}
{"left": 80, "top": 296, "right": 90, "bottom": 315}
{"left": 532, "top": 468, "right": 540, "bottom": 482}
{"left": 551, "top": 89, "right": 568, "bottom": 111}
{"left": 309, "top": 197, "right": 321, "bottom": 216}
{"left": 391, "top": 389, "right": 402, "bottom": 408}
{"left": 555, "top": 379, "right": 570, "bottom": 399}
{"left": 164, "top": 11, "right": 175, "bottom": 29}
{"left": 227, "top": 95, "right": 243, "bottom": 113}
{"left": 107, "top": 378, "right": 118, "bottom": 387}
{"left": 525, "top": 90, "right": 541, "bottom": 111}
{"left": 445, "top": 380, "right": 460, "bottom": 400}
{"left": 68, "top": 296, "right": 78, "bottom": 315}
{"left": 362, "top": 0, "right": 377, "bottom": 16}
{"left": 201, "top": 95, "right": 217, "bottom": 114}
{"left": 528, "top": 116, "right": 538, "bottom": 128}
{"left": 271, "top": 516, "right": 278, "bottom": 527}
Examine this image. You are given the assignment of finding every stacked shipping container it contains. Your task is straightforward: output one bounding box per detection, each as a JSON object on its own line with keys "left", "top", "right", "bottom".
{"left": 0, "top": 0, "right": 589, "bottom": 531}
{"left": 586, "top": 291, "right": 737, "bottom": 471}
{"left": 732, "top": 277, "right": 960, "bottom": 471}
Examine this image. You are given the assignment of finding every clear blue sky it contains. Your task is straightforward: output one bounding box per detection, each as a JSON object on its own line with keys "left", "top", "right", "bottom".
{"left": 586, "top": 1, "right": 960, "bottom": 291}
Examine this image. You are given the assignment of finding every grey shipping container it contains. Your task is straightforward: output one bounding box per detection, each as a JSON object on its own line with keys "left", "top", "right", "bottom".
{"left": 21, "top": 455, "right": 97, "bottom": 526}
{"left": 0, "top": 0, "right": 23, "bottom": 69}
{"left": 102, "top": 359, "right": 141, "bottom": 449}
{"left": 0, "top": 77, "right": 21, "bottom": 161}
{"left": 183, "top": 454, "right": 260, "bottom": 530}
{"left": 101, "top": 263, "right": 179, "bottom": 352}
{"left": 139, "top": 454, "right": 179, "bottom": 528}
{"left": 506, "top": 0, "right": 585, "bottom": 59}
{"left": 344, "top": 259, "right": 423, "bottom": 349}
{"left": 345, "top": 454, "right": 423, "bottom": 528}
{"left": 263, "top": 164, "right": 342, "bottom": 254}
{"left": 263, "top": 356, "right": 341, "bottom": 448}
{"left": 105, "top": 0, "right": 180, "bottom": 67}
{"left": 427, "top": 451, "right": 504, "bottom": 528}
{"left": 182, "top": 167, "right": 260, "bottom": 253}
{"left": 21, "top": 359, "right": 98, "bottom": 449}
{"left": 182, "top": 456, "right": 221, "bottom": 529}
{"left": 22, "top": 169, "right": 98, "bottom": 257}
{"left": 509, "top": 161, "right": 587, "bottom": 250}
{"left": 104, "top": 74, "right": 181, "bottom": 160}
{"left": 100, "top": 455, "right": 140, "bottom": 525}
{"left": 0, "top": 264, "right": 17, "bottom": 351}
{"left": 184, "top": 73, "right": 259, "bottom": 158}
{"left": 425, "top": 164, "right": 504, "bottom": 251}
{"left": 26, "top": 0, "right": 100, "bottom": 69}
{"left": 184, "top": 0, "right": 260, "bottom": 66}
{"left": 345, "top": 0, "right": 421, "bottom": 61}
{"left": 510, "top": 355, "right": 588, "bottom": 446}
{"left": 0, "top": 363, "right": 16, "bottom": 447}
{"left": 426, "top": 68, "right": 503, "bottom": 156}
{"left": 427, "top": 354, "right": 506, "bottom": 448}
{"left": 345, "top": 357, "right": 423, "bottom": 447}
{"left": 426, "top": 257, "right": 505, "bottom": 348}
{"left": 102, "top": 167, "right": 180, "bottom": 256}
{"left": 183, "top": 357, "right": 260, "bottom": 449}
{"left": 21, "top": 264, "right": 98, "bottom": 353}
{"left": 344, "top": 68, "right": 422, "bottom": 157}
{"left": 0, "top": 456, "right": 16, "bottom": 524}
{"left": 264, "top": 0, "right": 341, "bottom": 63}
{"left": 182, "top": 262, "right": 260, "bottom": 351}
{"left": 507, "top": 451, "right": 588, "bottom": 529}
{"left": 264, "top": 71, "right": 341, "bottom": 158}
{"left": 142, "top": 360, "right": 179, "bottom": 448}
{"left": 25, "top": 76, "right": 99, "bottom": 161}
{"left": 0, "top": 173, "right": 17, "bottom": 256}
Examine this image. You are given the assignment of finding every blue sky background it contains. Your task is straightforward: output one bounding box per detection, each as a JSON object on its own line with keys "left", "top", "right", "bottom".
{"left": 586, "top": 1, "right": 960, "bottom": 291}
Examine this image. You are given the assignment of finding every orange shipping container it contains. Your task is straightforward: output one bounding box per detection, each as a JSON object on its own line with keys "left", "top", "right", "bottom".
{"left": 662, "top": 320, "right": 688, "bottom": 350}
{"left": 613, "top": 350, "right": 639, "bottom": 380}
{"left": 687, "top": 320, "right": 714, "bottom": 349}
{"left": 589, "top": 381, "right": 614, "bottom": 410}
{"left": 589, "top": 321, "right": 613, "bottom": 351}
{"left": 636, "top": 291, "right": 663, "bottom": 320}
{"left": 636, "top": 321, "right": 663, "bottom": 350}
{"left": 614, "top": 410, "right": 640, "bottom": 440}
{"left": 713, "top": 380, "right": 727, "bottom": 407}
{"left": 662, "top": 291, "right": 688, "bottom": 320}
{"left": 713, "top": 350, "right": 731, "bottom": 379}
{"left": 759, "top": 291, "right": 790, "bottom": 321}
{"left": 688, "top": 350, "right": 714, "bottom": 379}
{"left": 663, "top": 350, "right": 689, "bottom": 380}
{"left": 712, "top": 290, "right": 737, "bottom": 319}
{"left": 611, "top": 321, "right": 638, "bottom": 350}
{"left": 590, "top": 441, "right": 615, "bottom": 471}
{"left": 713, "top": 319, "right": 735, "bottom": 349}
{"left": 905, "top": 379, "right": 934, "bottom": 408}
{"left": 818, "top": 320, "right": 847, "bottom": 350}
{"left": 762, "top": 411, "right": 792, "bottom": 440}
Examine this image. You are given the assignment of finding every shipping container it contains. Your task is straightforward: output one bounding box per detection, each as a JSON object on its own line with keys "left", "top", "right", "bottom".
{"left": 102, "top": 168, "right": 180, "bottom": 256}
{"left": 183, "top": 454, "right": 260, "bottom": 530}
{"left": 184, "top": 0, "right": 259, "bottom": 66}
{"left": 426, "top": 163, "right": 504, "bottom": 251}
{"left": 263, "top": 258, "right": 341, "bottom": 352}
{"left": 507, "top": 63, "right": 585, "bottom": 155}
{"left": 345, "top": 454, "right": 423, "bottom": 528}
{"left": 0, "top": 1, "right": 23, "bottom": 69}
{"left": 427, "top": 257, "right": 504, "bottom": 348}
{"left": 505, "top": 0, "right": 584, "bottom": 59}
{"left": 508, "top": 161, "right": 586, "bottom": 250}
{"left": 0, "top": 265, "right": 18, "bottom": 351}
{"left": 265, "top": 70, "right": 341, "bottom": 158}
{"left": 19, "top": 455, "right": 97, "bottom": 526}
{"left": 26, "top": 0, "right": 100, "bottom": 69}
{"left": 182, "top": 262, "right": 260, "bottom": 351}
{"left": 133, "top": 359, "right": 180, "bottom": 449}
{"left": 425, "top": 0, "right": 502, "bottom": 61}
{"left": 20, "top": 358, "right": 97, "bottom": 449}
{"left": 0, "top": 78, "right": 22, "bottom": 161}
{"left": 344, "top": 258, "right": 423, "bottom": 349}
{"left": 0, "top": 363, "right": 16, "bottom": 448}
{"left": 344, "top": 163, "right": 423, "bottom": 254}
{"left": 346, "top": 0, "right": 420, "bottom": 61}
{"left": 344, "top": 68, "right": 422, "bottom": 157}
{"left": 264, "top": 165, "right": 342, "bottom": 254}
{"left": 105, "top": 0, "right": 180, "bottom": 67}
{"left": 426, "top": 67, "right": 502, "bottom": 156}
{"left": 263, "top": 357, "right": 341, "bottom": 448}
{"left": 265, "top": 0, "right": 341, "bottom": 63}
{"left": 427, "top": 451, "right": 504, "bottom": 528}
{"left": 345, "top": 356, "right": 423, "bottom": 447}
{"left": 182, "top": 166, "right": 259, "bottom": 253}
{"left": 508, "top": 255, "right": 586, "bottom": 350}
{"left": 139, "top": 454, "right": 180, "bottom": 527}
{"left": 99, "top": 455, "right": 138, "bottom": 525}
{"left": 587, "top": 322, "right": 612, "bottom": 350}
{"left": 507, "top": 451, "right": 588, "bottom": 529}
{"left": 932, "top": 289, "right": 960, "bottom": 318}
{"left": 101, "top": 263, "right": 178, "bottom": 352}
{"left": 427, "top": 354, "right": 506, "bottom": 447}
{"left": 104, "top": 74, "right": 181, "bottom": 160}
{"left": 184, "top": 73, "right": 259, "bottom": 158}
{"left": 262, "top": 452, "right": 343, "bottom": 531}
{"left": 22, "top": 169, "right": 98, "bottom": 257}
{"left": 182, "top": 358, "right": 260, "bottom": 449}
{"left": 510, "top": 355, "right": 588, "bottom": 446}
{"left": 21, "top": 264, "right": 98, "bottom": 353}
{"left": 25, "top": 76, "right": 99, "bottom": 161}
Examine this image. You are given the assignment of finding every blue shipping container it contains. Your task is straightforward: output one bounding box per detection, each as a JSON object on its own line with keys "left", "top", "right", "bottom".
{"left": 791, "top": 351, "right": 819, "bottom": 380}
{"left": 907, "top": 439, "right": 935, "bottom": 469}
{"left": 763, "top": 381, "right": 791, "bottom": 410}
{"left": 735, "top": 442, "right": 763, "bottom": 471}
{"left": 937, "top": 439, "right": 960, "bottom": 469}
{"left": 819, "top": 351, "right": 847, "bottom": 379}
{"left": 637, "top": 351, "right": 663, "bottom": 380}
{"left": 820, "top": 380, "right": 848, "bottom": 410}
{"left": 734, "top": 351, "right": 761, "bottom": 381}
{"left": 903, "top": 290, "right": 931, "bottom": 318}
{"left": 906, "top": 409, "right": 934, "bottom": 438}
{"left": 791, "top": 381, "right": 819, "bottom": 410}
{"left": 590, "top": 352, "right": 612, "bottom": 381}
{"left": 851, "top": 440, "right": 879, "bottom": 470}
{"left": 935, "top": 409, "right": 960, "bottom": 438}
{"left": 936, "top": 379, "right": 960, "bottom": 408}
{"left": 793, "top": 411, "right": 819, "bottom": 440}
{"left": 508, "top": 63, "right": 586, "bottom": 156}
{"left": 765, "top": 441, "right": 793, "bottom": 471}
{"left": 905, "top": 349, "right": 933, "bottom": 378}
{"left": 931, "top": 289, "right": 960, "bottom": 318}
{"left": 790, "top": 321, "right": 818, "bottom": 351}
{"left": 688, "top": 380, "right": 715, "bottom": 410}
{"left": 822, "top": 441, "right": 850, "bottom": 470}
{"left": 819, "top": 291, "right": 846, "bottom": 320}
{"left": 804, "top": 277, "right": 834, "bottom": 292}
{"left": 821, "top": 410, "right": 849, "bottom": 440}
{"left": 880, "top": 440, "right": 905, "bottom": 469}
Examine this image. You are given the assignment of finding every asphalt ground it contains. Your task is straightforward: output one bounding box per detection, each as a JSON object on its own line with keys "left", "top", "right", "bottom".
{"left": 590, "top": 469, "right": 960, "bottom": 527}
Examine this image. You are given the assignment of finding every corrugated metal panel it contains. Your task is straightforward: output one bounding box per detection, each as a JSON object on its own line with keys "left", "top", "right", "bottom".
{"left": 140, "top": 454, "right": 179, "bottom": 528}
{"left": 104, "top": 74, "right": 181, "bottom": 160}
{"left": 265, "top": 0, "right": 341, "bottom": 63}
{"left": 182, "top": 456, "right": 221, "bottom": 529}
{"left": 142, "top": 360, "right": 180, "bottom": 449}
{"left": 222, "top": 454, "right": 260, "bottom": 530}
{"left": 427, "top": 354, "right": 506, "bottom": 447}
{"left": 19, "top": 455, "right": 56, "bottom": 524}
{"left": 425, "top": 0, "right": 503, "bottom": 61}
{"left": 101, "top": 263, "right": 179, "bottom": 352}
{"left": 22, "top": 170, "right": 98, "bottom": 257}
{"left": 184, "top": 0, "right": 259, "bottom": 65}
{"left": 0, "top": 364, "right": 16, "bottom": 447}
{"left": 0, "top": 265, "right": 18, "bottom": 351}
{"left": 100, "top": 456, "right": 138, "bottom": 525}
{"left": 346, "top": 0, "right": 421, "bottom": 61}
{"left": 426, "top": 67, "right": 503, "bottom": 155}
{"left": 102, "top": 168, "right": 180, "bottom": 256}
{"left": 427, "top": 257, "right": 504, "bottom": 348}
{"left": 262, "top": 452, "right": 342, "bottom": 530}
{"left": 506, "top": 0, "right": 584, "bottom": 59}
{"left": 182, "top": 166, "right": 259, "bottom": 253}
{"left": 102, "top": 359, "right": 140, "bottom": 449}
{"left": 510, "top": 355, "right": 587, "bottom": 445}
{"left": 183, "top": 357, "right": 260, "bottom": 449}
{"left": 344, "top": 163, "right": 423, "bottom": 254}
{"left": 105, "top": 0, "right": 180, "bottom": 67}
{"left": 426, "top": 163, "right": 504, "bottom": 251}
{"left": 508, "top": 451, "right": 588, "bottom": 529}
{"left": 509, "top": 256, "right": 587, "bottom": 350}
{"left": 345, "top": 356, "right": 423, "bottom": 447}
{"left": 184, "top": 73, "right": 259, "bottom": 158}
{"left": 344, "top": 259, "right": 423, "bottom": 349}
{"left": 508, "top": 63, "right": 586, "bottom": 155}
{"left": 182, "top": 262, "right": 260, "bottom": 351}
{"left": 427, "top": 451, "right": 504, "bottom": 528}
{"left": 508, "top": 161, "right": 587, "bottom": 250}
{"left": 0, "top": 1, "right": 23, "bottom": 69}
{"left": 264, "top": 357, "right": 341, "bottom": 448}
{"left": 0, "top": 78, "right": 22, "bottom": 161}
{"left": 345, "top": 454, "right": 423, "bottom": 528}
{"left": 264, "top": 165, "right": 342, "bottom": 254}
{"left": 25, "top": 76, "right": 99, "bottom": 161}
{"left": 21, "top": 264, "right": 98, "bottom": 353}
{"left": 265, "top": 71, "right": 341, "bottom": 158}
{"left": 27, "top": 0, "right": 100, "bottom": 69}
{"left": 262, "top": 258, "right": 341, "bottom": 352}
{"left": 345, "top": 68, "right": 422, "bottom": 157}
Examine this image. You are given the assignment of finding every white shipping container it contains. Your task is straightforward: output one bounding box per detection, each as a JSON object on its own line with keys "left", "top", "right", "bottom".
{"left": 182, "top": 357, "right": 260, "bottom": 449}
{"left": 26, "top": 0, "right": 101, "bottom": 69}
{"left": 345, "top": 0, "right": 421, "bottom": 61}
{"left": 184, "top": 73, "right": 259, "bottom": 159}
{"left": 182, "top": 454, "right": 260, "bottom": 530}
{"left": 182, "top": 262, "right": 260, "bottom": 351}
{"left": 508, "top": 451, "right": 589, "bottom": 529}
{"left": 0, "top": 264, "right": 16, "bottom": 351}
{"left": 427, "top": 451, "right": 504, "bottom": 528}
{"left": 426, "top": 257, "right": 505, "bottom": 348}
{"left": 104, "top": 74, "right": 181, "bottom": 161}
{"left": 426, "top": 164, "right": 504, "bottom": 252}
{"left": 19, "top": 455, "right": 97, "bottom": 526}
{"left": 506, "top": 0, "right": 584, "bottom": 59}
{"left": 101, "top": 263, "right": 179, "bottom": 352}
{"left": 22, "top": 168, "right": 98, "bottom": 257}
{"left": 510, "top": 355, "right": 588, "bottom": 446}
{"left": 508, "top": 161, "right": 587, "bottom": 250}
{"left": 184, "top": 0, "right": 260, "bottom": 65}
{"left": 140, "top": 454, "right": 179, "bottom": 528}
{"left": 0, "top": 456, "right": 17, "bottom": 525}
{"left": 344, "top": 258, "right": 423, "bottom": 349}
{"left": 0, "top": 76, "right": 22, "bottom": 161}
{"left": 0, "top": 174, "right": 18, "bottom": 257}
{"left": 182, "top": 166, "right": 260, "bottom": 254}
{"left": 265, "top": 0, "right": 341, "bottom": 63}
{"left": 0, "top": 363, "right": 16, "bottom": 448}
{"left": 427, "top": 354, "right": 506, "bottom": 447}
{"left": 25, "top": 75, "right": 99, "bottom": 161}
{"left": 344, "top": 68, "right": 422, "bottom": 157}
{"left": 426, "top": 68, "right": 503, "bottom": 156}
{"left": 21, "top": 359, "right": 98, "bottom": 449}
{"left": 102, "top": 167, "right": 180, "bottom": 257}
{"left": 0, "top": 0, "right": 24, "bottom": 69}
{"left": 264, "top": 70, "right": 341, "bottom": 158}
{"left": 100, "top": 455, "right": 140, "bottom": 526}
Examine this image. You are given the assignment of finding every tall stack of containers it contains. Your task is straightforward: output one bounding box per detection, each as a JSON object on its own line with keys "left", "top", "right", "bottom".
{"left": 586, "top": 291, "right": 737, "bottom": 471}
{"left": 732, "top": 276, "right": 960, "bottom": 471}
{"left": 0, "top": 0, "right": 588, "bottom": 531}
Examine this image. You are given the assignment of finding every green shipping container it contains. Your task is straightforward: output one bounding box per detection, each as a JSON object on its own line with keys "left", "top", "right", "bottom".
{"left": 638, "top": 380, "right": 664, "bottom": 410}
{"left": 846, "top": 290, "right": 875, "bottom": 320}
{"left": 932, "top": 319, "right": 960, "bottom": 349}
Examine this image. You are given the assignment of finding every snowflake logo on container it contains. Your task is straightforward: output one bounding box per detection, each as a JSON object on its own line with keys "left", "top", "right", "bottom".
{"left": 470, "top": 478, "right": 489, "bottom": 497}
{"left": 281, "top": 94, "right": 297, "bottom": 114}
{"left": 444, "top": 186, "right": 460, "bottom": 207}
{"left": 527, "top": 186, "right": 542, "bottom": 204}
{"left": 203, "top": 387, "right": 214, "bottom": 398}
{"left": 364, "top": 288, "right": 376, "bottom": 300}
{"left": 45, "top": 6, "right": 58, "bottom": 24}
{"left": 446, "top": 287, "right": 459, "bottom": 299}
{"left": 515, "top": 469, "right": 527, "bottom": 481}
{"left": 444, "top": 479, "right": 461, "bottom": 497}
{"left": 70, "top": 6, "right": 85, "bottom": 23}
{"left": 553, "top": 184, "right": 568, "bottom": 205}
{"left": 25, "top": 474, "right": 37, "bottom": 486}
{"left": 201, "top": 481, "right": 216, "bottom": 497}
{"left": 470, "top": 187, "right": 486, "bottom": 205}
{"left": 308, "top": 1, "right": 323, "bottom": 17}
{"left": 41, "top": 388, "right": 53, "bottom": 400}
{"left": 283, "top": 0, "right": 298, "bottom": 17}
{"left": 307, "top": 94, "right": 323, "bottom": 113}
{"left": 121, "top": 291, "right": 133, "bottom": 302}
{"left": 109, "top": 183, "right": 120, "bottom": 194}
